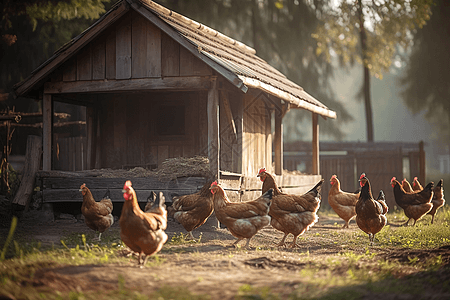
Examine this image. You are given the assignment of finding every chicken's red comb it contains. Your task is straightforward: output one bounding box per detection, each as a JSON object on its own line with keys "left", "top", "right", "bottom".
{"left": 359, "top": 173, "right": 366, "bottom": 180}
{"left": 258, "top": 168, "right": 266, "bottom": 174}
{"left": 331, "top": 175, "right": 337, "bottom": 179}
{"left": 402, "top": 178, "right": 407, "bottom": 182}
{"left": 80, "top": 183, "right": 86, "bottom": 188}
{"left": 414, "top": 177, "right": 418, "bottom": 181}
{"left": 210, "top": 181, "right": 218, "bottom": 187}
{"left": 391, "top": 177, "right": 396, "bottom": 182}
{"left": 124, "top": 180, "right": 132, "bottom": 189}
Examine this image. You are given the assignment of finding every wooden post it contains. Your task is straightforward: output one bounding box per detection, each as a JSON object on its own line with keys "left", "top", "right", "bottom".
{"left": 274, "top": 103, "right": 283, "bottom": 175}
{"left": 312, "top": 113, "right": 319, "bottom": 175}
{"left": 208, "top": 77, "right": 220, "bottom": 179}
{"left": 86, "top": 105, "right": 97, "bottom": 170}
{"left": 12, "top": 135, "right": 42, "bottom": 210}
{"left": 419, "top": 140, "right": 425, "bottom": 182}
{"left": 42, "top": 94, "right": 53, "bottom": 171}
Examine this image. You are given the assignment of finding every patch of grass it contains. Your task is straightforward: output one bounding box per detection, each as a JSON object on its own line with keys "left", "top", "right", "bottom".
{"left": 236, "top": 284, "right": 280, "bottom": 300}
{"left": 169, "top": 232, "right": 203, "bottom": 245}
{"left": 376, "top": 222, "right": 450, "bottom": 249}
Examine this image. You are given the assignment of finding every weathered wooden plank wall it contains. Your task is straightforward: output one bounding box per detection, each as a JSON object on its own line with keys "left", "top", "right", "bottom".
{"left": 242, "top": 93, "right": 272, "bottom": 177}
{"left": 54, "top": 10, "right": 211, "bottom": 83}
{"left": 53, "top": 137, "right": 88, "bottom": 171}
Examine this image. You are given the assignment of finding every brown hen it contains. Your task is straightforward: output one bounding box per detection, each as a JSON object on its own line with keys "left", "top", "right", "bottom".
{"left": 167, "top": 178, "right": 215, "bottom": 240}
{"left": 209, "top": 181, "right": 273, "bottom": 248}
{"left": 410, "top": 178, "right": 445, "bottom": 224}
{"left": 257, "top": 168, "right": 323, "bottom": 248}
{"left": 328, "top": 175, "right": 359, "bottom": 228}
{"left": 79, "top": 184, "right": 114, "bottom": 241}
{"left": 390, "top": 177, "right": 433, "bottom": 226}
{"left": 120, "top": 180, "right": 168, "bottom": 266}
{"left": 412, "top": 176, "right": 423, "bottom": 192}
{"left": 401, "top": 178, "right": 414, "bottom": 193}
{"left": 356, "top": 174, "right": 388, "bottom": 245}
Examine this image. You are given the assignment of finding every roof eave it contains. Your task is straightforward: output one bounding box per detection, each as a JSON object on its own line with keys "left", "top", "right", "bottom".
{"left": 239, "top": 76, "right": 337, "bottom": 119}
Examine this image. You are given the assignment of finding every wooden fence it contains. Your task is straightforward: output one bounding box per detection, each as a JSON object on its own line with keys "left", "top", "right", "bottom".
{"left": 284, "top": 141, "right": 425, "bottom": 210}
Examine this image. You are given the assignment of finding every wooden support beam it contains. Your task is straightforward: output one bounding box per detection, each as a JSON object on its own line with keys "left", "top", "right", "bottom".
{"left": 208, "top": 77, "right": 220, "bottom": 178}
{"left": 44, "top": 77, "right": 212, "bottom": 94}
{"left": 86, "top": 105, "right": 97, "bottom": 170}
{"left": 219, "top": 90, "right": 237, "bottom": 143}
{"left": 419, "top": 140, "right": 426, "bottom": 183}
{"left": 274, "top": 104, "right": 283, "bottom": 175}
{"left": 42, "top": 94, "right": 53, "bottom": 171}
{"left": 312, "top": 113, "right": 319, "bottom": 175}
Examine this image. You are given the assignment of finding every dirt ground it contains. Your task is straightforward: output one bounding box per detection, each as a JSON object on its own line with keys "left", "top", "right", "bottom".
{"left": 2, "top": 211, "right": 450, "bottom": 299}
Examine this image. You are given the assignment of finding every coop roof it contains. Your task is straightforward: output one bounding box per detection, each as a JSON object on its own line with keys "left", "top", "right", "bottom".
{"left": 13, "top": 0, "right": 336, "bottom": 119}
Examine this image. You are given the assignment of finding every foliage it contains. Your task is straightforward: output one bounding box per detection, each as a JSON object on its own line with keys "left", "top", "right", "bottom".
{"left": 313, "top": 0, "right": 433, "bottom": 79}
{"left": 400, "top": 0, "right": 450, "bottom": 141}
{"left": 0, "top": 216, "right": 17, "bottom": 261}
{"left": 0, "top": 0, "right": 112, "bottom": 94}
{"left": 312, "top": 0, "right": 433, "bottom": 141}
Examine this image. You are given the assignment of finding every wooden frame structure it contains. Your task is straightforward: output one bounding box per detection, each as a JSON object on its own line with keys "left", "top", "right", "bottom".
{"left": 13, "top": 0, "right": 336, "bottom": 203}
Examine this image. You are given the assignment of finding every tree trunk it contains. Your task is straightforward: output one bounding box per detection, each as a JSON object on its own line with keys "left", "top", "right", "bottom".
{"left": 358, "top": 0, "right": 374, "bottom": 142}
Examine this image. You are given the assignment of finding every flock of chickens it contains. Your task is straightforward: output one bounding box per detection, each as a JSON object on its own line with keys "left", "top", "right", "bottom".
{"left": 78, "top": 169, "right": 445, "bottom": 266}
{"left": 329, "top": 174, "right": 445, "bottom": 244}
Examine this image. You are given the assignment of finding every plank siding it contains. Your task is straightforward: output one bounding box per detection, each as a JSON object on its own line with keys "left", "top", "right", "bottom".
{"left": 180, "top": 47, "right": 211, "bottom": 76}
{"left": 132, "top": 11, "right": 149, "bottom": 79}
{"left": 63, "top": 58, "right": 77, "bottom": 82}
{"left": 126, "top": 97, "right": 145, "bottom": 166}
{"left": 53, "top": 13, "right": 214, "bottom": 88}
{"left": 116, "top": 13, "right": 132, "bottom": 79}
{"left": 198, "top": 94, "right": 208, "bottom": 156}
{"left": 92, "top": 36, "right": 106, "bottom": 80}
{"left": 145, "top": 16, "right": 162, "bottom": 77}
{"left": 161, "top": 32, "right": 180, "bottom": 76}
{"left": 112, "top": 97, "right": 128, "bottom": 166}
{"left": 77, "top": 44, "right": 92, "bottom": 81}
{"left": 105, "top": 28, "right": 116, "bottom": 79}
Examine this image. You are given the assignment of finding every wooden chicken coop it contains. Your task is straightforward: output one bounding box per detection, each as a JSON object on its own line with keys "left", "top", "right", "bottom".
{"left": 12, "top": 0, "right": 336, "bottom": 210}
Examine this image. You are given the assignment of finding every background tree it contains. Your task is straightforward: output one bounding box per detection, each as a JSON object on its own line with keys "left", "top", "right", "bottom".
{"left": 400, "top": 0, "right": 450, "bottom": 142}
{"left": 313, "top": 0, "right": 433, "bottom": 141}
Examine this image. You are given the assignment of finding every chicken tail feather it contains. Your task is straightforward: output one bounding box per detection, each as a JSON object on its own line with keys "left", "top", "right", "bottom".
{"left": 308, "top": 179, "right": 324, "bottom": 195}
{"left": 376, "top": 190, "right": 385, "bottom": 201}
{"left": 102, "top": 188, "right": 111, "bottom": 200}
{"left": 424, "top": 182, "right": 435, "bottom": 192}
{"left": 262, "top": 188, "right": 274, "bottom": 200}
{"left": 153, "top": 192, "right": 166, "bottom": 209}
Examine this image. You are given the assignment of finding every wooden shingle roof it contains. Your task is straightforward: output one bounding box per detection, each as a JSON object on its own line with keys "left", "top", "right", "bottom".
{"left": 13, "top": 0, "right": 336, "bottom": 119}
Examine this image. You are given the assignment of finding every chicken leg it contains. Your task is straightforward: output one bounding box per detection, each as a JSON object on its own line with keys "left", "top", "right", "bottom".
{"left": 188, "top": 231, "right": 195, "bottom": 240}
{"left": 290, "top": 235, "right": 300, "bottom": 248}
{"left": 276, "top": 233, "right": 289, "bottom": 247}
